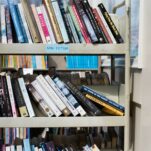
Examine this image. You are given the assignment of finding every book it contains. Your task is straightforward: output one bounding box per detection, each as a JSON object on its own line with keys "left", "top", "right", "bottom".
{"left": 98, "top": 3, "right": 124, "bottom": 43}
{"left": 43, "top": 0, "right": 63, "bottom": 43}
{"left": 1, "top": 5, "right": 7, "bottom": 43}
{"left": 64, "top": 81, "right": 101, "bottom": 116}
{"left": 21, "top": 0, "right": 41, "bottom": 43}
{"left": 27, "top": 84, "right": 54, "bottom": 117}
{"left": 31, "top": 80, "right": 62, "bottom": 117}
{"left": 23, "top": 139, "right": 31, "bottom": 151}
{"left": 36, "top": 75, "right": 69, "bottom": 116}
{"left": 6, "top": 146, "right": 11, "bottom": 151}
{"left": 53, "top": 77, "right": 86, "bottom": 116}
{"left": 18, "top": 78, "right": 35, "bottom": 117}
{"left": 81, "top": 85, "right": 125, "bottom": 111}
{"left": 51, "top": 0, "right": 70, "bottom": 43}
{"left": 45, "top": 75, "right": 78, "bottom": 116}
{"left": 9, "top": 3, "right": 24, "bottom": 43}
{"left": 11, "top": 78, "right": 29, "bottom": 117}
{"left": 16, "top": 145, "right": 22, "bottom": 151}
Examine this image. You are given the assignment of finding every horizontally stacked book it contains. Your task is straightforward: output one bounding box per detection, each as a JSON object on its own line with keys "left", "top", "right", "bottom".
{"left": 0, "top": 73, "right": 124, "bottom": 117}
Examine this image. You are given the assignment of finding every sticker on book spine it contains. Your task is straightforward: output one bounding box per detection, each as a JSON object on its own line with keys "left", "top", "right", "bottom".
{"left": 45, "top": 44, "right": 69, "bottom": 53}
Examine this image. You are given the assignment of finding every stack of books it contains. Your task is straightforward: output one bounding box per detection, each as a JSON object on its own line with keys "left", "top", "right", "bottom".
{"left": 0, "top": 72, "right": 124, "bottom": 117}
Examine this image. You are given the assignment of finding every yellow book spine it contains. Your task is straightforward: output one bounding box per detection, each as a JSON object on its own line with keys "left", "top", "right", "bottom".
{"left": 86, "top": 94, "right": 124, "bottom": 116}
{"left": 19, "top": 106, "right": 29, "bottom": 117}
{"left": 43, "top": 0, "right": 63, "bottom": 43}
{"left": 41, "top": 56, "right": 46, "bottom": 69}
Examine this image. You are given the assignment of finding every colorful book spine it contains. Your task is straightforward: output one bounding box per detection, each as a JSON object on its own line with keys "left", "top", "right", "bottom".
{"left": 31, "top": 80, "right": 62, "bottom": 117}
{"left": 51, "top": 0, "right": 70, "bottom": 43}
{"left": 86, "top": 94, "right": 124, "bottom": 116}
{"left": 53, "top": 77, "right": 86, "bottom": 116}
{"left": 1, "top": 5, "right": 7, "bottom": 43}
{"left": 45, "top": 75, "right": 78, "bottom": 116}
{"left": 6, "top": 75, "right": 17, "bottom": 117}
{"left": 9, "top": 4, "right": 24, "bottom": 43}
{"left": 17, "top": 3, "right": 32, "bottom": 43}
{"left": 98, "top": 3, "right": 124, "bottom": 43}
{"left": 18, "top": 78, "right": 35, "bottom": 117}
{"left": 70, "top": 0, "right": 91, "bottom": 43}
{"left": 31, "top": 4, "right": 46, "bottom": 44}
{"left": 81, "top": 85, "right": 125, "bottom": 111}
{"left": 5, "top": 6, "right": 13, "bottom": 43}
{"left": 40, "top": 4, "right": 56, "bottom": 44}
{"left": 36, "top": 6, "right": 51, "bottom": 43}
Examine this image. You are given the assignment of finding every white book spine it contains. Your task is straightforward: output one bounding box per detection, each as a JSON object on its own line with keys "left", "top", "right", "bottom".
{"left": 31, "top": 4, "right": 46, "bottom": 44}
{"left": 51, "top": 1, "right": 70, "bottom": 43}
{"left": 39, "top": 148, "right": 42, "bottom": 151}
{"left": 31, "top": 80, "right": 61, "bottom": 117}
{"left": 6, "top": 75, "right": 17, "bottom": 117}
{"left": 96, "top": 7, "right": 117, "bottom": 44}
{"left": 40, "top": 5, "right": 56, "bottom": 44}
{"left": 35, "top": 56, "right": 42, "bottom": 69}
{"left": 18, "top": 3, "right": 32, "bottom": 43}
{"left": 10, "top": 145, "right": 15, "bottom": 151}
{"left": 18, "top": 78, "right": 35, "bottom": 117}
{"left": 34, "top": 147, "right": 39, "bottom": 151}
{"left": 45, "top": 75, "right": 78, "bottom": 116}
{"left": 16, "top": 145, "right": 22, "bottom": 151}
{"left": 1, "top": 5, "right": 7, "bottom": 43}
{"left": 36, "top": 75, "right": 66, "bottom": 111}
{"left": 36, "top": 6, "right": 51, "bottom": 43}
{"left": 16, "top": 128, "right": 20, "bottom": 138}
{"left": 6, "top": 146, "right": 11, "bottom": 151}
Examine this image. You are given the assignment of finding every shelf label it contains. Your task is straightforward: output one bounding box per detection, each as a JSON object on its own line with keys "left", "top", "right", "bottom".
{"left": 45, "top": 44, "right": 69, "bottom": 53}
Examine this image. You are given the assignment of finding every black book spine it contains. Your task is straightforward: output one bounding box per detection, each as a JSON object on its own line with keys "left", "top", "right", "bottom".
{"left": 58, "top": 0, "right": 75, "bottom": 43}
{"left": 98, "top": 3, "right": 124, "bottom": 43}
{"left": 0, "top": 76, "right": 7, "bottom": 117}
{"left": 81, "top": 0, "right": 108, "bottom": 43}
{"left": 65, "top": 81, "right": 101, "bottom": 116}
{"left": 2, "top": 76, "right": 12, "bottom": 117}
{"left": 73, "top": 0, "right": 99, "bottom": 43}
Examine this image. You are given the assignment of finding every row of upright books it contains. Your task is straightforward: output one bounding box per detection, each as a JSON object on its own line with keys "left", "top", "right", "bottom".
{"left": 0, "top": 71, "right": 124, "bottom": 117}
{"left": 0, "top": 0, "right": 123, "bottom": 44}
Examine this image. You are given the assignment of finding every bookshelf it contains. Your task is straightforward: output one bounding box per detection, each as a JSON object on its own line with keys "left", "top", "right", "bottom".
{"left": 0, "top": 0, "right": 130, "bottom": 151}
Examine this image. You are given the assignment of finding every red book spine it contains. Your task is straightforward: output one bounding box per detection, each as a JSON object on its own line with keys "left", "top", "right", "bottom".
{"left": 93, "top": 9, "right": 112, "bottom": 43}
{"left": 71, "top": 4, "right": 91, "bottom": 43}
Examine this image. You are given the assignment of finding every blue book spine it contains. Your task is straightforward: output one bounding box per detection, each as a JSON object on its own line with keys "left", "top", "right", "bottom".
{"left": 32, "top": 56, "right": 37, "bottom": 69}
{"left": 31, "top": 145, "right": 35, "bottom": 151}
{"left": 15, "top": 5, "right": 28, "bottom": 43}
{"left": 9, "top": 4, "right": 24, "bottom": 43}
{"left": 81, "top": 85, "right": 125, "bottom": 111}
{"left": 23, "top": 139, "right": 31, "bottom": 151}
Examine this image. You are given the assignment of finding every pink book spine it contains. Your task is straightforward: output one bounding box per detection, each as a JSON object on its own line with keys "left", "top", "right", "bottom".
{"left": 71, "top": 4, "right": 91, "bottom": 43}
{"left": 36, "top": 6, "right": 51, "bottom": 43}
{"left": 31, "top": 4, "right": 46, "bottom": 44}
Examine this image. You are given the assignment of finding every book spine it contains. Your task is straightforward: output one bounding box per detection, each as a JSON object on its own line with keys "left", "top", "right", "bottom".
{"left": 73, "top": 0, "right": 99, "bottom": 43}
{"left": 36, "top": 6, "right": 51, "bottom": 43}
{"left": 71, "top": 1, "right": 91, "bottom": 43}
{"left": 93, "top": 9, "right": 112, "bottom": 43}
{"left": 31, "top": 80, "right": 61, "bottom": 117}
{"left": 6, "top": 75, "right": 17, "bottom": 117}
{"left": 45, "top": 75, "right": 78, "bottom": 116}
{"left": 43, "top": 0, "right": 63, "bottom": 43}
{"left": 1, "top": 5, "right": 7, "bottom": 43}
{"left": 65, "top": 81, "right": 101, "bottom": 116}
{"left": 68, "top": 5, "right": 85, "bottom": 43}
{"left": 16, "top": 145, "right": 22, "bottom": 151}
{"left": 81, "top": 85, "right": 125, "bottom": 111}
{"left": 66, "top": 12, "right": 80, "bottom": 43}
{"left": 53, "top": 77, "right": 86, "bottom": 116}
{"left": 27, "top": 84, "right": 54, "bottom": 117}
{"left": 51, "top": 0, "right": 70, "bottom": 43}
{"left": 36, "top": 75, "right": 67, "bottom": 114}
{"left": 2, "top": 76, "right": 12, "bottom": 117}
{"left": 11, "top": 78, "right": 29, "bottom": 117}
{"left": 23, "top": 139, "right": 31, "bottom": 151}
{"left": 98, "top": 3, "right": 124, "bottom": 43}
{"left": 5, "top": 6, "right": 13, "bottom": 43}
{"left": 9, "top": 4, "right": 24, "bottom": 43}
{"left": 86, "top": 94, "right": 124, "bottom": 116}
{"left": 15, "top": 5, "right": 28, "bottom": 43}
{"left": 18, "top": 78, "right": 35, "bottom": 117}
{"left": 40, "top": 4, "right": 56, "bottom": 44}
{"left": 30, "top": 4, "right": 46, "bottom": 44}
{"left": 17, "top": 3, "right": 32, "bottom": 43}
{"left": 21, "top": 0, "right": 41, "bottom": 43}
{"left": 81, "top": 0, "right": 108, "bottom": 43}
